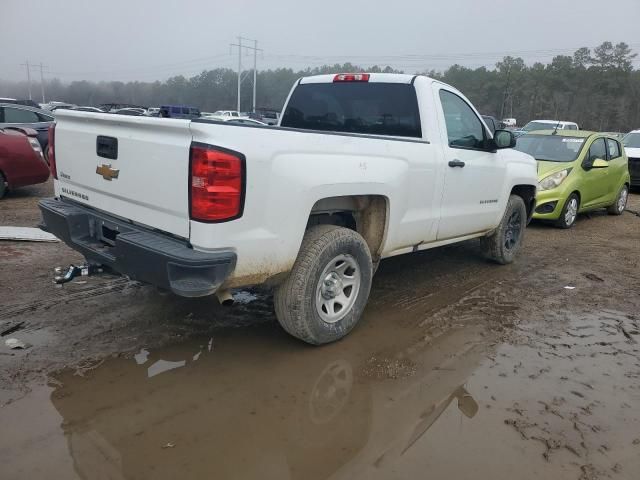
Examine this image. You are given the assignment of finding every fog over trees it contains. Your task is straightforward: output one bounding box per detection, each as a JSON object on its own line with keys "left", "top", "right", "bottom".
{"left": 1, "top": 42, "right": 638, "bottom": 131}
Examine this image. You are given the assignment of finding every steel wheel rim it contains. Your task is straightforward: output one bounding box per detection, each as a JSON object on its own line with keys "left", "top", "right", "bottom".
{"left": 316, "top": 254, "right": 361, "bottom": 324}
{"left": 618, "top": 188, "right": 628, "bottom": 212}
{"left": 565, "top": 198, "right": 578, "bottom": 226}
{"left": 504, "top": 209, "right": 522, "bottom": 251}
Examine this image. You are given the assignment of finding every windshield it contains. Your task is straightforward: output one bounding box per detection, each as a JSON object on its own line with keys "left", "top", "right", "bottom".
{"left": 522, "top": 121, "right": 557, "bottom": 132}
{"left": 515, "top": 135, "right": 586, "bottom": 162}
{"left": 623, "top": 132, "right": 640, "bottom": 148}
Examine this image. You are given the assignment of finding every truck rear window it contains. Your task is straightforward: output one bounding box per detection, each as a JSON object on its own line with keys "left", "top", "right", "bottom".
{"left": 281, "top": 82, "right": 422, "bottom": 138}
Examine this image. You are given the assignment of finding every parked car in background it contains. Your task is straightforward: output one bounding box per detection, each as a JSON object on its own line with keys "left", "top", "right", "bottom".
{"left": 211, "top": 110, "right": 242, "bottom": 119}
{"left": 514, "top": 120, "right": 579, "bottom": 137}
{"left": 72, "top": 106, "right": 105, "bottom": 113}
{"left": 159, "top": 105, "right": 201, "bottom": 119}
{"left": 112, "top": 108, "right": 146, "bottom": 116}
{"left": 146, "top": 107, "right": 160, "bottom": 116}
{"left": 515, "top": 130, "right": 630, "bottom": 228}
{"left": 0, "top": 103, "right": 54, "bottom": 159}
{"left": 0, "top": 98, "right": 42, "bottom": 108}
{"left": 481, "top": 115, "right": 499, "bottom": 134}
{"left": 0, "top": 126, "right": 49, "bottom": 198}
{"left": 42, "top": 101, "right": 76, "bottom": 111}
{"left": 256, "top": 109, "right": 280, "bottom": 125}
{"left": 502, "top": 118, "right": 517, "bottom": 128}
{"left": 622, "top": 129, "right": 640, "bottom": 189}
{"left": 99, "top": 103, "right": 147, "bottom": 113}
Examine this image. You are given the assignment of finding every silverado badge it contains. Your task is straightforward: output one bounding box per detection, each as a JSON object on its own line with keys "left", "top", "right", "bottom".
{"left": 96, "top": 164, "right": 119, "bottom": 181}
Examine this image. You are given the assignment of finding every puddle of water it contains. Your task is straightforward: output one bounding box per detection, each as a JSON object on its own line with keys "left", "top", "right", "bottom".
{"left": 1, "top": 309, "right": 638, "bottom": 480}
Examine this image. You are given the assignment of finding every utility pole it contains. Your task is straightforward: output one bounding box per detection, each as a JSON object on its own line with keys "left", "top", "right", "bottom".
{"left": 39, "top": 62, "right": 47, "bottom": 103}
{"left": 230, "top": 37, "right": 263, "bottom": 113}
{"left": 20, "top": 60, "right": 32, "bottom": 100}
{"left": 235, "top": 37, "right": 242, "bottom": 112}
{"left": 252, "top": 39, "right": 258, "bottom": 113}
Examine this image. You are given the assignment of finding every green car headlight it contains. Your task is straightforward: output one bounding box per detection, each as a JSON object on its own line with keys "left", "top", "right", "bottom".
{"left": 538, "top": 169, "right": 571, "bottom": 191}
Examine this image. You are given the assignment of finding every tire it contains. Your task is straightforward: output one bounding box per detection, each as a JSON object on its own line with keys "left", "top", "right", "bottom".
{"left": 555, "top": 193, "right": 579, "bottom": 229}
{"left": 480, "top": 195, "right": 527, "bottom": 265}
{"left": 607, "top": 185, "right": 628, "bottom": 215}
{"left": 0, "top": 172, "right": 7, "bottom": 199}
{"left": 274, "top": 225, "right": 373, "bottom": 345}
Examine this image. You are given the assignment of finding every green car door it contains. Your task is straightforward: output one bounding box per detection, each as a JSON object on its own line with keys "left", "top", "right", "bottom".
{"left": 580, "top": 137, "right": 611, "bottom": 208}
{"left": 605, "top": 138, "right": 627, "bottom": 201}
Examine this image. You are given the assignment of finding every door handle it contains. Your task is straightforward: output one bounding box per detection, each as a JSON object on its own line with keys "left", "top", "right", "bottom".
{"left": 448, "top": 159, "right": 466, "bottom": 168}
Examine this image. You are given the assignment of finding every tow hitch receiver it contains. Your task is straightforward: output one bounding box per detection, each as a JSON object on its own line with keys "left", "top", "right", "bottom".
{"left": 54, "top": 263, "right": 105, "bottom": 284}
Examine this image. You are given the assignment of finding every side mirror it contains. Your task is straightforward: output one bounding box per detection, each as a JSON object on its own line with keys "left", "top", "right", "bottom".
{"left": 591, "top": 158, "right": 609, "bottom": 169}
{"left": 493, "top": 129, "right": 516, "bottom": 149}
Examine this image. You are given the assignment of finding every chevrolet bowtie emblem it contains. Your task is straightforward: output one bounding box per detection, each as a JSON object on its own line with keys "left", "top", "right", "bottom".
{"left": 96, "top": 164, "right": 119, "bottom": 181}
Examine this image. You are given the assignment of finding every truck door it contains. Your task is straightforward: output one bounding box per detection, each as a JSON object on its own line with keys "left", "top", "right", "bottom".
{"left": 435, "top": 87, "right": 507, "bottom": 240}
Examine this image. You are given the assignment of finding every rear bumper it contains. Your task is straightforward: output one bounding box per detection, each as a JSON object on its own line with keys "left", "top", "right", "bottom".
{"left": 39, "top": 197, "right": 236, "bottom": 297}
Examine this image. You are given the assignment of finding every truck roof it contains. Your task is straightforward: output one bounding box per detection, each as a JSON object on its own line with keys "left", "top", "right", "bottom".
{"left": 299, "top": 73, "right": 425, "bottom": 85}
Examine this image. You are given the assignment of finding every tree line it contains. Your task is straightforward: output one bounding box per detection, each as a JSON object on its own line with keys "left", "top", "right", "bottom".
{"left": 1, "top": 42, "right": 638, "bottom": 131}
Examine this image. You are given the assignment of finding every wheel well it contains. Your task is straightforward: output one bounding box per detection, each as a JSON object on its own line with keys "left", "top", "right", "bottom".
{"left": 510, "top": 185, "right": 536, "bottom": 218}
{"left": 307, "top": 195, "right": 388, "bottom": 261}
{"left": 570, "top": 190, "right": 581, "bottom": 206}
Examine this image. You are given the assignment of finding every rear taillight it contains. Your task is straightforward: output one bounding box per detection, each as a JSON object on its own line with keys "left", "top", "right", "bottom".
{"left": 27, "top": 137, "right": 44, "bottom": 159}
{"left": 48, "top": 123, "right": 57, "bottom": 178}
{"left": 189, "top": 143, "right": 244, "bottom": 222}
{"left": 333, "top": 73, "right": 370, "bottom": 82}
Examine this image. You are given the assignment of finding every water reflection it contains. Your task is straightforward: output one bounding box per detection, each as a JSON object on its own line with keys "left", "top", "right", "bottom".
{"left": 50, "top": 324, "right": 487, "bottom": 480}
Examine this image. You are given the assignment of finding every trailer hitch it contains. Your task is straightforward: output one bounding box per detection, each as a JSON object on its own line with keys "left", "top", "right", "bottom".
{"left": 54, "top": 263, "right": 104, "bottom": 284}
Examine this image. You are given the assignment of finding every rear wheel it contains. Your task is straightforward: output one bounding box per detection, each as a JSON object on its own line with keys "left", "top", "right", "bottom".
{"left": 555, "top": 193, "right": 579, "bottom": 229}
{"left": 0, "top": 172, "right": 7, "bottom": 199}
{"left": 607, "top": 185, "right": 628, "bottom": 215}
{"left": 480, "top": 195, "right": 527, "bottom": 265}
{"left": 274, "top": 225, "right": 373, "bottom": 345}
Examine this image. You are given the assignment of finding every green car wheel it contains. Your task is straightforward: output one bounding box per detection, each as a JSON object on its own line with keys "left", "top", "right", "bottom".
{"left": 556, "top": 193, "right": 579, "bottom": 229}
{"left": 607, "top": 185, "right": 628, "bottom": 215}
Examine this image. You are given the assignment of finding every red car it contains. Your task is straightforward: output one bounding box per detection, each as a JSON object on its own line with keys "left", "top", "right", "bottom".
{"left": 0, "top": 126, "right": 50, "bottom": 198}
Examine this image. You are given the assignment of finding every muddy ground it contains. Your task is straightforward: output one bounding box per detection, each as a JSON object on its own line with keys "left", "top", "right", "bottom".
{"left": 1, "top": 179, "right": 639, "bottom": 480}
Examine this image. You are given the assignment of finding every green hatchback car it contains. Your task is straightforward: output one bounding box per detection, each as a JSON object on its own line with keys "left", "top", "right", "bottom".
{"left": 515, "top": 130, "right": 630, "bottom": 228}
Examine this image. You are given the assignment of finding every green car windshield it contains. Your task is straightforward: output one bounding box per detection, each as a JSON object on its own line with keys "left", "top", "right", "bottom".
{"left": 623, "top": 132, "right": 640, "bottom": 148}
{"left": 515, "top": 135, "right": 585, "bottom": 162}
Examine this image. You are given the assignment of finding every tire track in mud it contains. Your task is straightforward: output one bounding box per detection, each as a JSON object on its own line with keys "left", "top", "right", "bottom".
{"left": 0, "top": 277, "right": 142, "bottom": 321}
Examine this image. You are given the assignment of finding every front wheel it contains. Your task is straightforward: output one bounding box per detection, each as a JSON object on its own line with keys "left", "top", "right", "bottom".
{"left": 607, "top": 185, "right": 628, "bottom": 215}
{"left": 555, "top": 193, "right": 579, "bottom": 229}
{"left": 274, "top": 225, "right": 373, "bottom": 345}
{"left": 480, "top": 195, "right": 527, "bottom": 265}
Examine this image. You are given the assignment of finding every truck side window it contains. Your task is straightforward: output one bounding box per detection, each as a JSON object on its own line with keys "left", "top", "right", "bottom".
{"left": 439, "top": 90, "right": 485, "bottom": 150}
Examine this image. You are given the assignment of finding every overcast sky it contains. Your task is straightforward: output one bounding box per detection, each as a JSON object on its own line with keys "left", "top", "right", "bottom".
{"left": 2, "top": 0, "right": 639, "bottom": 83}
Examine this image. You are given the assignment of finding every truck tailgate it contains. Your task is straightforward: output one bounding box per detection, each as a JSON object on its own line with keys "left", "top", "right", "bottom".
{"left": 53, "top": 111, "right": 191, "bottom": 238}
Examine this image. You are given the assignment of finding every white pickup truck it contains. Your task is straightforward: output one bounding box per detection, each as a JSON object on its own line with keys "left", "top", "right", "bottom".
{"left": 40, "top": 73, "right": 537, "bottom": 344}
